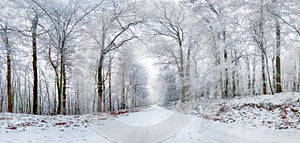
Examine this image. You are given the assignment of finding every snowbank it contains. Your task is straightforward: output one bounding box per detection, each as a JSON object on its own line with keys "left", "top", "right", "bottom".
{"left": 199, "top": 92, "right": 300, "bottom": 130}
{"left": 0, "top": 112, "right": 110, "bottom": 143}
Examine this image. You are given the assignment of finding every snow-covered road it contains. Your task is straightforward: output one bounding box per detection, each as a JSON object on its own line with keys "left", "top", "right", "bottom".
{"left": 92, "top": 105, "right": 300, "bottom": 143}
{"left": 91, "top": 106, "right": 191, "bottom": 143}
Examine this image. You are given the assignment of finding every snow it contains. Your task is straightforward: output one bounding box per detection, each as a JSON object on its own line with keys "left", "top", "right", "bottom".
{"left": 0, "top": 125, "right": 107, "bottom": 143}
{"left": 115, "top": 105, "right": 174, "bottom": 126}
{"left": 0, "top": 113, "right": 111, "bottom": 143}
{"left": 1, "top": 92, "right": 300, "bottom": 143}
{"left": 91, "top": 105, "right": 191, "bottom": 143}
{"left": 198, "top": 92, "right": 300, "bottom": 130}
{"left": 164, "top": 116, "right": 300, "bottom": 143}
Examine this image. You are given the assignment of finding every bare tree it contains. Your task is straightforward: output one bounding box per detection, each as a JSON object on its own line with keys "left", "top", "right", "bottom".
{"left": 252, "top": 0, "right": 274, "bottom": 95}
{"left": 31, "top": 9, "right": 39, "bottom": 114}
{"left": 0, "top": 23, "right": 13, "bottom": 112}
{"left": 88, "top": 0, "right": 143, "bottom": 112}
{"left": 149, "top": 1, "right": 187, "bottom": 102}
{"left": 32, "top": 0, "right": 102, "bottom": 114}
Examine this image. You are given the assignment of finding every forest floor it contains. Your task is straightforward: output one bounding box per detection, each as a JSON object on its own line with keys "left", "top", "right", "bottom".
{"left": 0, "top": 92, "right": 299, "bottom": 143}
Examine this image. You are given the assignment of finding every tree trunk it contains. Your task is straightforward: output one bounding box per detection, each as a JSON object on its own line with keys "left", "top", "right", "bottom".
{"left": 6, "top": 54, "right": 12, "bottom": 113}
{"left": 272, "top": 57, "right": 276, "bottom": 90}
{"left": 246, "top": 56, "right": 251, "bottom": 95}
{"left": 58, "top": 44, "right": 67, "bottom": 115}
{"left": 32, "top": 13, "right": 39, "bottom": 115}
{"left": 4, "top": 26, "right": 13, "bottom": 113}
{"left": 262, "top": 53, "right": 267, "bottom": 94}
{"left": 224, "top": 49, "right": 228, "bottom": 98}
{"left": 222, "top": 31, "right": 228, "bottom": 98}
{"left": 185, "top": 39, "right": 191, "bottom": 100}
{"left": 179, "top": 45, "right": 185, "bottom": 103}
{"left": 121, "top": 65, "right": 126, "bottom": 109}
{"left": 48, "top": 48, "right": 60, "bottom": 114}
{"left": 27, "top": 79, "right": 31, "bottom": 113}
{"left": 298, "top": 56, "right": 300, "bottom": 91}
{"left": 56, "top": 68, "right": 61, "bottom": 114}
{"left": 54, "top": 68, "right": 61, "bottom": 114}
{"left": 252, "top": 55, "right": 256, "bottom": 95}
{"left": 97, "top": 53, "right": 105, "bottom": 112}
{"left": 265, "top": 53, "right": 274, "bottom": 95}
{"left": 39, "top": 77, "right": 43, "bottom": 114}
{"left": 232, "top": 50, "right": 238, "bottom": 97}
{"left": 58, "top": 53, "right": 63, "bottom": 114}
{"left": 275, "top": 18, "right": 282, "bottom": 93}
{"left": 0, "top": 74, "right": 2, "bottom": 112}
{"left": 102, "top": 69, "right": 106, "bottom": 112}
{"left": 108, "top": 56, "right": 112, "bottom": 111}
{"left": 259, "top": 0, "right": 267, "bottom": 95}
{"left": 62, "top": 64, "right": 67, "bottom": 115}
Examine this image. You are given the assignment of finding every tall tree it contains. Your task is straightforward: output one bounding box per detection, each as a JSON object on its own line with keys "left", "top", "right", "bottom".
{"left": 1, "top": 23, "right": 13, "bottom": 112}
{"left": 32, "top": 0, "right": 102, "bottom": 114}
{"left": 274, "top": 11, "right": 282, "bottom": 93}
{"left": 107, "top": 54, "right": 113, "bottom": 111}
{"left": 266, "top": 0, "right": 282, "bottom": 93}
{"left": 150, "top": 1, "right": 187, "bottom": 102}
{"left": 31, "top": 9, "right": 39, "bottom": 114}
{"left": 89, "top": 0, "right": 143, "bottom": 112}
{"left": 252, "top": 0, "right": 274, "bottom": 95}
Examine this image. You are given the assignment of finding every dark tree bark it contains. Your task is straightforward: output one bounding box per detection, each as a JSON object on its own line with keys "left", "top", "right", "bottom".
{"left": 62, "top": 63, "right": 67, "bottom": 115}
{"left": 0, "top": 75, "right": 4, "bottom": 112}
{"left": 97, "top": 53, "right": 105, "bottom": 112}
{"left": 262, "top": 53, "right": 267, "bottom": 94}
{"left": 121, "top": 65, "right": 126, "bottom": 109}
{"left": 222, "top": 31, "right": 229, "bottom": 98}
{"left": 7, "top": 49, "right": 12, "bottom": 113}
{"left": 3, "top": 25, "right": 13, "bottom": 113}
{"left": 298, "top": 56, "right": 300, "bottom": 91}
{"left": 32, "top": 12, "right": 39, "bottom": 115}
{"left": 224, "top": 48, "right": 228, "bottom": 97}
{"left": 275, "top": 18, "right": 282, "bottom": 93}
{"left": 252, "top": 55, "right": 256, "bottom": 95}
{"left": 108, "top": 56, "right": 112, "bottom": 111}
{"left": 95, "top": 19, "right": 142, "bottom": 112}
{"left": 253, "top": 0, "right": 274, "bottom": 95}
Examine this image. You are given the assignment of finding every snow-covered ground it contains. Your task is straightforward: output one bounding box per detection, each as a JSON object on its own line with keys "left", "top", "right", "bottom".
{"left": 1, "top": 92, "right": 299, "bottom": 143}
{"left": 0, "top": 113, "right": 111, "bottom": 143}
{"left": 164, "top": 116, "right": 300, "bottom": 143}
{"left": 199, "top": 92, "right": 300, "bottom": 130}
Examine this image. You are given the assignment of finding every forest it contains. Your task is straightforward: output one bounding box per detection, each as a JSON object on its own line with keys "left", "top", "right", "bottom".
{"left": 0, "top": 0, "right": 299, "bottom": 115}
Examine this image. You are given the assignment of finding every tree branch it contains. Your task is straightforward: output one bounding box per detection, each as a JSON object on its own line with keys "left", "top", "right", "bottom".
{"left": 266, "top": 6, "right": 300, "bottom": 36}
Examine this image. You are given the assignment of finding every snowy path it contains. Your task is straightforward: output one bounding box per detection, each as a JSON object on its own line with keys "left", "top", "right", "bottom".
{"left": 92, "top": 105, "right": 300, "bottom": 143}
{"left": 91, "top": 106, "right": 191, "bottom": 143}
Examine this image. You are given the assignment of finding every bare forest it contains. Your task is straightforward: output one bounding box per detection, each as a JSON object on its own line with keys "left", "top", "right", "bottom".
{"left": 0, "top": 0, "right": 299, "bottom": 115}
